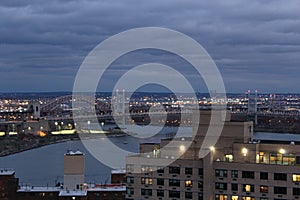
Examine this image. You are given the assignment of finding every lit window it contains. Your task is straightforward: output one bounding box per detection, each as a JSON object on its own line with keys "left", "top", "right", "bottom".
{"left": 241, "top": 148, "right": 248, "bottom": 156}
{"left": 293, "top": 174, "right": 300, "bottom": 182}
{"left": 185, "top": 180, "right": 192, "bottom": 187}
{"left": 141, "top": 177, "right": 152, "bottom": 185}
{"left": 260, "top": 185, "right": 268, "bottom": 193}
{"left": 243, "top": 184, "right": 254, "bottom": 192}
{"left": 215, "top": 194, "right": 228, "bottom": 200}
{"left": 225, "top": 154, "right": 233, "bottom": 162}
{"left": 231, "top": 196, "right": 238, "bottom": 200}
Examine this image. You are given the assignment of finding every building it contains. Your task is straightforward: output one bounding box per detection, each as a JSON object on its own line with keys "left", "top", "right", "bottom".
{"left": 0, "top": 169, "right": 19, "bottom": 200}
{"left": 125, "top": 110, "right": 300, "bottom": 200}
{"left": 0, "top": 151, "right": 126, "bottom": 200}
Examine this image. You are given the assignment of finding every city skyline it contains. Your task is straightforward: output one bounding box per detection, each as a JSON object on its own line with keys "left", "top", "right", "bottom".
{"left": 0, "top": 1, "right": 299, "bottom": 92}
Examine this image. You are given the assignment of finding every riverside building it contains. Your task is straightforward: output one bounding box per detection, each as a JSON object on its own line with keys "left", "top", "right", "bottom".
{"left": 125, "top": 110, "right": 300, "bottom": 200}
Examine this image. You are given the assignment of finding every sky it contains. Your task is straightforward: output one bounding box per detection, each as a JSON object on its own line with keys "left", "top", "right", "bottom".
{"left": 0, "top": 0, "right": 299, "bottom": 93}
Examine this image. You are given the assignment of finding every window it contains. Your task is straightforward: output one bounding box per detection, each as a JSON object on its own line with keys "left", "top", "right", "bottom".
{"left": 225, "top": 154, "right": 233, "bottom": 162}
{"left": 157, "top": 178, "right": 164, "bottom": 186}
{"left": 126, "top": 164, "right": 134, "bottom": 172}
{"left": 242, "top": 171, "right": 255, "bottom": 179}
{"left": 169, "top": 179, "right": 180, "bottom": 187}
{"left": 242, "top": 197, "right": 254, "bottom": 200}
{"left": 185, "top": 180, "right": 192, "bottom": 187}
{"left": 141, "top": 177, "right": 152, "bottom": 185}
{"left": 293, "top": 174, "right": 300, "bottom": 182}
{"left": 231, "top": 183, "right": 238, "bottom": 191}
{"left": 293, "top": 188, "right": 300, "bottom": 195}
{"left": 215, "top": 194, "right": 228, "bottom": 200}
{"left": 169, "top": 191, "right": 180, "bottom": 198}
{"left": 274, "top": 173, "right": 287, "bottom": 181}
{"left": 274, "top": 186, "right": 287, "bottom": 194}
{"left": 157, "top": 190, "right": 164, "bottom": 197}
{"left": 259, "top": 152, "right": 265, "bottom": 163}
{"left": 216, "top": 169, "right": 228, "bottom": 177}
{"left": 141, "top": 189, "right": 152, "bottom": 196}
{"left": 260, "top": 172, "right": 268, "bottom": 180}
{"left": 198, "top": 193, "right": 203, "bottom": 200}
{"left": 260, "top": 185, "right": 268, "bottom": 193}
{"left": 169, "top": 166, "right": 180, "bottom": 174}
{"left": 126, "top": 187, "right": 134, "bottom": 195}
{"left": 199, "top": 168, "right": 203, "bottom": 176}
{"left": 243, "top": 184, "right": 254, "bottom": 192}
{"left": 141, "top": 165, "right": 153, "bottom": 172}
{"left": 216, "top": 182, "right": 227, "bottom": 190}
{"left": 157, "top": 167, "right": 164, "bottom": 174}
{"left": 185, "top": 192, "right": 193, "bottom": 199}
{"left": 231, "top": 170, "right": 238, "bottom": 178}
{"left": 185, "top": 167, "right": 193, "bottom": 175}
{"left": 232, "top": 195, "right": 238, "bottom": 200}
{"left": 126, "top": 176, "right": 134, "bottom": 184}
{"left": 198, "top": 181, "right": 203, "bottom": 188}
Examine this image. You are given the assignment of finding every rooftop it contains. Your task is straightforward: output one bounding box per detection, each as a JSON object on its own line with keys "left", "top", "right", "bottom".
{"left": 0, "top": 169, "right": 15, "bottom": 176}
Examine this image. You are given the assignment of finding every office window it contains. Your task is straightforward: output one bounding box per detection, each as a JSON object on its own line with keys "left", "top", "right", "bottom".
{"left": 293, "top": 174, "right": 300, "bottom": 182}
{"left": 141, "top": 177, "right": 152, "bottom": 185}
{"left": 126, "top": 187, "right": 134, "bottom": 195}
{"left": 216, "top": 182, "right": 227, "bottom": 190}
{"left": 126, "top": 176, "right": 134, "bottom": 184}
{"left": 231, "top": 183, "right": 238, "bottom": 191}
{"left": 185, "top": 167, "right": 193, "bottom": 175}
{"left": 185, "top": 180, "right": 192, "bottom": 187}
{"left": 169, "top": 179, "right": 180, "bottom": 187}
{"left": 216, "top": 169, "right": 228, "bottom": 177}
{"left": 157, "top": 178, "right": 164, "bottom": 186}
{"left": 231, "top": 170, "right": 238, "bottom": 178}
{"left": 274, "top": 186, "right": 287, "bottom": 194}
{"left": 242, "top": 171, "right": 255, "bottom": 179}
{"left": 198, "top": 181, "right": 203, "bottom": 188}
{"left": 141, "top": 189, "right": 152, "bottom": 196}
{"left": 169, "top": 166, "right": 180, "bottom": 174}
{"left": 169, "top": 191, "right": 180, "bottom": 198}
{"left": 215, "top": 194, "right": 228, "bottom": 200}
{"left": 274, "top": 173, "right": 287, "bottom": 181}
{"left": 260, "top": 185, "right": 268, "bottom": 193}
{"left": 185, "top": 192, "right": 193, "bottom": 199}
{"left": 243, "top": 184, "right": 254, "bottom": 192}
{"left": 157, "top": 190, "right": 164, "bottom": 197}
{"left": 260, "top": 172, "right": 268, "bottom": 180}
{"left": 293, "top": 188, "right": 300, "bottom": 195}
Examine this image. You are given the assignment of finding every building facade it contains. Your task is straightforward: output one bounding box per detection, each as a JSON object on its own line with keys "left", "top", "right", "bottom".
{"left": 126, "top": 110, "right": 300, "bottom": 200}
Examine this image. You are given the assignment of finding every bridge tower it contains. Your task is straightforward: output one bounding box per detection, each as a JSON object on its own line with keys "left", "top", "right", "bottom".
{"left": 247, "top": 89, "right": 258, "bottom": 125}
{"left": 28, "top": 101, "right": 41, "bottom": 119}
{"left": 114, "top": 89, "right": 126, "bottom": 128}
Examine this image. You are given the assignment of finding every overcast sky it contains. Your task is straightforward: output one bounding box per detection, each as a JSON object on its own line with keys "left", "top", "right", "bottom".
{"left": 0, "top": 0, "right": 299, "bottom": 93}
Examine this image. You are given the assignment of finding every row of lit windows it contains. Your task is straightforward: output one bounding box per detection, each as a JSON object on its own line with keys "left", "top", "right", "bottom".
{"left": 140, "top": 177, "right": 202, "bottom": 188}
{"left": 126, "top": 164, "right": 204, "bottom": 175}
{"left": 215, "top": 169, "right": 300, "bottom": 181}
{"left": 126, "top": 188, "right": 203, "bottom": 200}
{"left": 216, "top": 185, "right": 300, "bottom": 195}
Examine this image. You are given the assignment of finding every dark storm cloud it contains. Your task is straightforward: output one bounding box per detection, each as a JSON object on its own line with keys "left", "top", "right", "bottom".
{"left": 0, "top": 0, "right": 299, "bottom": 92}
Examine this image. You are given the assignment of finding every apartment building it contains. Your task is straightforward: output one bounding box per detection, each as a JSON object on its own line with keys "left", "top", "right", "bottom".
{"left": 125, "top": 110, "right": 300, "bottom": 200}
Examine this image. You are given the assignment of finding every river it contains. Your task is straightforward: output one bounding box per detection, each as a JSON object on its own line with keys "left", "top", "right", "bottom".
{"left": 0, "top": 126, "right": 189, "bottom": 186}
